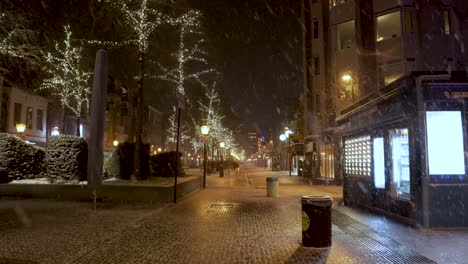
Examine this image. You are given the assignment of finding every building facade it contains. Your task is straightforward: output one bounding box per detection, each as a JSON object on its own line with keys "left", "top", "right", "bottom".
{"left": 303, "top": 0, "right": 468, "bottom": 227}
{"left": 0, "top": 82, "right": 48, "bottom": 145}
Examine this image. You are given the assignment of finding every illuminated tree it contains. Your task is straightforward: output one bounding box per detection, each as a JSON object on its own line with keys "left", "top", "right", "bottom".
{"left": 151, "top": 10, "right": 215, "bottom": 97}
{"left": 40, "top": 25, "right": 91, "bottom": 136}
{"left": 0, "top": 11, "right": 41, "bottom": 87}
{"left": 166, "top": 106, "right": 190, "bottom": 147}
{"left": 101, "top": 0, "right": 170, "bottom": 178}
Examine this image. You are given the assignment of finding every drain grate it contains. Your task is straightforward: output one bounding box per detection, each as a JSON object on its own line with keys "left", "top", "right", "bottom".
{"left": 207, "top": 203, "right": 234, "bottom": 213}
{"left": 332, "top": 210, "right": 436, "bottom": 264}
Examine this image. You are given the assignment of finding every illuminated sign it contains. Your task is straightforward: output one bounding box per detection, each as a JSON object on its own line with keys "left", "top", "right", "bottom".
{"left": 426, "top": 111, "right": 465, "bottom": 175}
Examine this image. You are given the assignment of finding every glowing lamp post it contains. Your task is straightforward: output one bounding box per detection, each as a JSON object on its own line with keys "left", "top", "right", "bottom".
{"left": 280, "top": 129, "right": 293, "bottom": 176}
{"left": 113, "top": 140, "right": 119, "bottom": 147}
{"left": 200, "top": 125, "right": 211, "bottom": 188}
{"left": 16, "top": 123, "right": 26, "bottom": 139}
{"left": 342, "top": 73, "right": 354, "bottom": 103}
{"left": 51, "top": 127, "right": 60, "bottom": 137}
{"left": 219, "top": 141, "right": 225, "bottom": 177}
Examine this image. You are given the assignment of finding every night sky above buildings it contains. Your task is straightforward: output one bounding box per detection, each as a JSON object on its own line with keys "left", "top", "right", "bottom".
{"left": 3, "top": 0, "right": 303, "bottom": 143}
{"left": 187, "top": 0, "right": 303, "bottom": 137}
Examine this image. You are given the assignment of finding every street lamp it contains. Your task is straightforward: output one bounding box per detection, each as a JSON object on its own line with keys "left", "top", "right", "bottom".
{"left": 219, "top": 141, "right": 225, "bottom": 177}
{"left": 280, "top": 130, "right": 293, "bottom": 176}
{"left": 342, "top": 73, "right": 354, "bottom": 103}
{"left": 200, "top": 125, "right": 211, "bottom": 188}
{"left": 113, "top": 140, "right": 119, "bottom": 147}
{"left": 51, "top": 127, "right": 60, "bottom": 137}
{"left": 16, "top": 123, "right": 26, "bottom": 139}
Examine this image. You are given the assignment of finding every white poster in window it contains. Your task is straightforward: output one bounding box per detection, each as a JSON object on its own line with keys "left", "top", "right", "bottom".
{"left": 373, "top": 137, "right": 385, "bottom": 189}
{"left": 426, "top": 111, "right": 465, "bottom": 175}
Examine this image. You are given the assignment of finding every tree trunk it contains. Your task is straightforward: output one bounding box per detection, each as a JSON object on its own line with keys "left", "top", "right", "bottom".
{"left": 134, "top": 51, "right": 145, "bottom": 179}
{"left": 76, "top": 114, "right": 80, "bottom": 137}
{"left": 60, "top": 105, "right": 66, "bottom": 134}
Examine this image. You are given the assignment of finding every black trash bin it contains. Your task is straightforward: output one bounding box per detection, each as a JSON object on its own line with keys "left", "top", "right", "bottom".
{"left": 301, "top": 195, "right": 333, "bottom": 247}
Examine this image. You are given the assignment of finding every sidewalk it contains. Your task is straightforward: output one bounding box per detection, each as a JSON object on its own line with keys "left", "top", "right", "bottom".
{"left": 0, "top": 165, "right": 467, "bottom": 263}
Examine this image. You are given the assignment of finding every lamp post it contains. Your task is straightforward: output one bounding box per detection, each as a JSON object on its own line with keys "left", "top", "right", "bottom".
{"left": 16, "top": 123, "right": 26, "bottom": 139}
{"left": 219, "top": 141, "right": 225, "bottom": 177}
{"left": 51, "top": 126, "right": 60, "bottom": 137}
{"left": 200, "top": 125, "right": 211, "bottom": 188}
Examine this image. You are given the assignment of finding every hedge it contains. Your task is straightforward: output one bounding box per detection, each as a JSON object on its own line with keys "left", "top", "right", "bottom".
{"left": 115, "top": 142, "right": 150, "bottom": 180}
{"left": 151, "top": 151, "right": 185, "bottom": 177}
{"left": 0, "top": 133, "right": 45, "bottom": 182}
{"left": 103, "top": 150, "right": 120, "bottom": 179}
{"left": 45, "top": 135, "right": 87, "bottom": 183}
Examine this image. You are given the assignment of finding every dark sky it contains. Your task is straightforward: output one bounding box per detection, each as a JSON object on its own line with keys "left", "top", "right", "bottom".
{"left": 187, "top": 0, "right": 303, "bottom": 137}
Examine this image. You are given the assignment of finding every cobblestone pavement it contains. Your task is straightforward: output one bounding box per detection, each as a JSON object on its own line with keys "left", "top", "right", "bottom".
{"left": 0, "top": 165, "right": 449, "bottom": 263}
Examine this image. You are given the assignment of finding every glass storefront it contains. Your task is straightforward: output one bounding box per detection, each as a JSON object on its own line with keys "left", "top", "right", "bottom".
{"left": 320, "top": 143, "right": 335, "bottom": 179}
{"left": 389, "top": 128, "right": 410, "bottom": 199}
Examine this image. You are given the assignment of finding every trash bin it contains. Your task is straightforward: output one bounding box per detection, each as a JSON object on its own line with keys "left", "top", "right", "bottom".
{"left": 266, "top": 177, "right": 279, "bottom": 197}
{"left": 301, "top": 195, "right": 333, "bottom": 247}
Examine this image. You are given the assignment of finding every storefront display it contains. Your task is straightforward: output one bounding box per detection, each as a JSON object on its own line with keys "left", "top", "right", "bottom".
{"left": 426, "top": 111, "right": 465, "bottom": 175}
{"left": 344, "top": 135, "right": 371, "bottom": 176}
{"left": 389, "top": 128, "right": 410, "bottom": 199}
{"left": 373, "top": 137, "right": 385, "bottom": 189}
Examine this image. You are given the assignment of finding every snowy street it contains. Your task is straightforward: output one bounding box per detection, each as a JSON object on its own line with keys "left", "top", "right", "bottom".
{"left": 1, "top": 165, "right": 467, "bottom": 263}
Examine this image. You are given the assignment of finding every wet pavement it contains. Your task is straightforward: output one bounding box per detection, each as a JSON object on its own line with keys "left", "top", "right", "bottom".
{"left": 0, "top": 165, "right": 466, "bottom": 263}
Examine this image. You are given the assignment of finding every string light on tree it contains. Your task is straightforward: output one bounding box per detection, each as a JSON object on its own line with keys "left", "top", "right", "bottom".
{"left": 40, "top": 25, "right": 91, "bottom": 135}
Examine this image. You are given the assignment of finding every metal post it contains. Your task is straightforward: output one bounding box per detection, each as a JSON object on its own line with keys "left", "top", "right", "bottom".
{"left": 203, "top": 142, "right": 207, "bottom": 188}
{"left": 289, "top": 138, "right": 292, "bottom": 176}
{"left": 219, "top": 148, "right": 224, "bottom": 177}
{"left": 173, "top": 107, "right": 181, "bottom": 203}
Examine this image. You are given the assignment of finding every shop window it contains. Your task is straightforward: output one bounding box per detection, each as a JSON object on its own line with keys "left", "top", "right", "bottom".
{"left": 373, "top": 137, "right": 385, "bottom": 189}
{"left": 13, "top": 103, "right": 22, "bottom": 125}
{"left": 344, "top": 135, "right": 371, "bottom": 176}
{"left": 426, "top": 111, "right": 465, "bottom": 175}
{"left": 337, "top": 20, "right": 355, "bottom": 50}
{"left": 389, "top": 128, "right": 410, "bottom": 199}
{"left": 320, "top": 144, "right": 335, "bottom": 179}
{"left": 26, "top": 106, "right": 33, "bottom": 129}
{"left": 36, "top": 109, "right": 43, "bottom": 131}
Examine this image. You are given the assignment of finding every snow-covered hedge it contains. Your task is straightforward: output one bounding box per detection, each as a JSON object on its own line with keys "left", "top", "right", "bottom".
{"left": 0, "top": 133, "right": 45, "bottom": 183}
{"left": 45, "top": 135, "right": 87, "bottom": 183}
{"left": 104, "top": 150, "right": 120, "bottom": 179}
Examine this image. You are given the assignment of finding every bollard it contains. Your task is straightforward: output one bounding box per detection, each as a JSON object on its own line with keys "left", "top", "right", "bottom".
{"left": 266, "top": 177, "right": 279, "bottom": 197}
{"left": 302, "top": 195, "right": 333, "bottom": 247}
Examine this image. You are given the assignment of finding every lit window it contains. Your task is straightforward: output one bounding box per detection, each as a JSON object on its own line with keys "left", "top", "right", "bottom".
{"left": 389, "top": 128, "right": 410, "bottom": 199}
{"left": 376, "top": 11, "right": 401, "bottom": 42}
{"left": 443, "top": 11, "right": 451, "bottom": 35}
{"left": 26, "top": 106, "right": 33, "bottom": 129}
{"left": 337, "top": 20, "right": 355, "bottom": 50}
{"left": 426, "top": 111, "right": 465, "bottom": 175}
{"left": 373, "top": 137, "right": 385, "bottom": 189}
{"left": 344, "top": 135, "right": 371, "bottom": 176}
{"left": 36, "top": 109, "right": 43, "bottom": 131}
{"left": 404, "top": 10, "right": 413, "bottom": 34}
{"left": 320, "top": 144, "right": 335, "bottom": 179}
